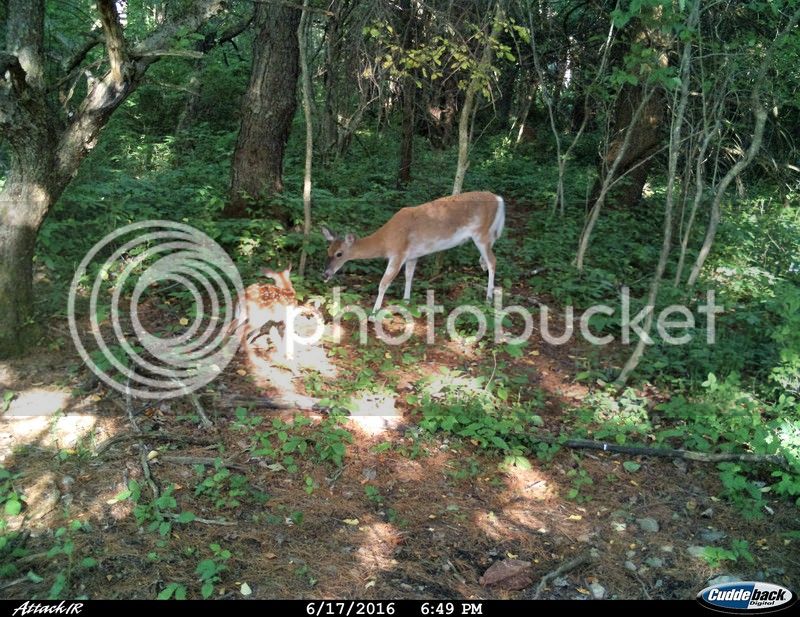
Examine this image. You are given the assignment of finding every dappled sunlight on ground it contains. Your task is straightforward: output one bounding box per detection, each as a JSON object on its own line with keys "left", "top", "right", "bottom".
{"left": 345, "top": 391, "right": 402, "bottom": 436}
{"left": 0, "top": 387, "right": 98, "bottom": 463}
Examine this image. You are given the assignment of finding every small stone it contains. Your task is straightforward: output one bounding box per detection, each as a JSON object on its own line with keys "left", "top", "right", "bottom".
{"left": 708, "top": 575, "right": 741, "bottom": 586}
{"left": 636, "top": 517, "right": 659, "bottom": 533}
{"left": 624, "top": 561, "right": 637, "bottom": 572}
{"left": 700, "top": 508, "right": 714, "bottom": 518}
{"left": 688, "top": 545, "right": 707, "bottom": 558}
{"left": 362, "top": 468, "right": 377, "bottom": 481}
{"left": 589, "top": 582, "right": 606, "bottom": 599}
{"left": 554, "top": 577, "right": 569, "bottom": 588}
{"left": 660, "top": 545, "right": 674, "bottom": 553}
{"left": 644, "top": 557, "right": 664, "bottom": 568}
{"left": 612, "top": 522, "right": 627, "bottom": 532}
{"left": 700, "top": 529, "right": 727, "bottom": 543}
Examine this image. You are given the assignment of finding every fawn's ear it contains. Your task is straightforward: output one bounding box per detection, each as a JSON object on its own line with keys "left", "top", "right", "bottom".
{"left": 344, "top": 233, "right": 356, "bottom": 246}
{"left": 285, "top": 262, "right": 292, "bottom": 274}
{"left": 321, "top": 226, "right": 335, "bottom": 242}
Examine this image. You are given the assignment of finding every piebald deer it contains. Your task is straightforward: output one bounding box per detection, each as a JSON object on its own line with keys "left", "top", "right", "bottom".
{"left": 231, "top": 266, "right": 296, "bottom": 348}
{"left": 322, "top": 191, "right": 505, "bottom": 312}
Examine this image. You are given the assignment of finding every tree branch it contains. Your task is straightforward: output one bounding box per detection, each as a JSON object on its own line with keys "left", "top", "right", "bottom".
{"left": 97, "top": 0, "right": 130, "bottom": 85}
{"left": 63, "top": 32, "right": 104, "bottom": 74}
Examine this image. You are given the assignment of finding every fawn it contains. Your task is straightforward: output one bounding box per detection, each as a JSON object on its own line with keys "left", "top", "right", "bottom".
{"left": 232, "top": 265, "right": 296, "bottom": 351}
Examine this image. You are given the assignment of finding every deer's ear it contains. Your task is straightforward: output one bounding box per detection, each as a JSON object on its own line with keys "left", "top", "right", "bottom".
{"left": 321, "top": 226, "right": 335, "bottom": 242}
{"left": 285, "top": 262, "right": 293, "bottom": 273}
{"left": 344, "top": 233, "right": 356, "bottom": 246}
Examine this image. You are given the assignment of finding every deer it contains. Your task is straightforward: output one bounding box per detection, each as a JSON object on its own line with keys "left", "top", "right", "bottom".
{"left": 321, "top": 191, "right": 505, "bottom": 313}
{"left": 230, "top": 265, "right": 296, "bottom": 349}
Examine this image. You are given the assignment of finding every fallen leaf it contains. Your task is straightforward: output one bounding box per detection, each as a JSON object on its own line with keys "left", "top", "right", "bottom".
{"left": 179, "top": 317, "right": 189, "bottom": 326}
{"left": 240, "top": 583, "right": 252, "bottom": 596}
{"left": 343, "top": 518, "right": 360, "bottom": 526}
{"left": 568, "top": 514, "right": 583, "bottom": 521}
{"left": 479, "top": 559, "right": 534, "bottom": 590}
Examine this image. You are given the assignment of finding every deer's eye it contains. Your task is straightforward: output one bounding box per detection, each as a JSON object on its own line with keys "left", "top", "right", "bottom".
{"left": 335, "top": 251, "right": 343, "bottom": 258}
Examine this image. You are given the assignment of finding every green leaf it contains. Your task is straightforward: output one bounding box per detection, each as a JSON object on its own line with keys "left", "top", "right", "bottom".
{"left": 26, "top": 571, "right": 44, "bottom": 584}
{"left": 201, "top": 581, "right": 214, "bottom": 599}
{"left": 80, "top": 557, "right": 98, "bottom": 569}
{"left": 623, "top": 461, "right": 641, "bottom": 473}
{"left": 48, "top": 573, "right": 67, "bottom": 599}
{"left": 175, "top": 511, "right": 196, "bottom": 524}
{"left": 4, "top": 498, "right": 21, "bottom": 515}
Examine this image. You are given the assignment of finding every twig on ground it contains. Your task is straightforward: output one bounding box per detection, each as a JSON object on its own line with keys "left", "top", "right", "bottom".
{"left": 94, "top": 432, "right": 214, "bottom": 456}
{"left": 160, "top": 455, "right": 248, "bottom": 471}
{"left": 532, "top": 551, "right": 594, "bottom": 599}
{"left": 168, "top": 513, "right": 236, "bottom": 526}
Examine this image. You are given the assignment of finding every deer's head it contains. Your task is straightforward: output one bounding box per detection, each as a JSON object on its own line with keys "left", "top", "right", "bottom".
{"left": 321, "top": 227, "right": 356, "bottom": 282}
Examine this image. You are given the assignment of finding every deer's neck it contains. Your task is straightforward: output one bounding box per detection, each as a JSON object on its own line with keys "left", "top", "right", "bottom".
{"left": 351, "top": 229, "right": 391, "bottom": 260}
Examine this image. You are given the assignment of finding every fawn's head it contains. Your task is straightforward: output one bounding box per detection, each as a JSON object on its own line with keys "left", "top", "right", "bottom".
{"left": 321, "top": 226, "right": 356, "bottom": 282}
{"left": 260, "top": 264, "right": 294, "bottom": 295}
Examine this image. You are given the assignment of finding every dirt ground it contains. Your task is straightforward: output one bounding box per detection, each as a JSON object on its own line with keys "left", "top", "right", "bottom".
{"left": 1, "top": 202, "right": 798, "bottom": 600}
{"left": 1, "top": 301, "right": 798, "bottom": 600}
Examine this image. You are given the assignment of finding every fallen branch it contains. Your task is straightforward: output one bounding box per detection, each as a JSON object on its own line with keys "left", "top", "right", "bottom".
{"left": 530, "top": 434, "right": 790, "bottom": 470}
{"left": 160, "top": 455, "right": 248, "bottom": 471}
{"left": 219, "top": 395, "right": 323, "bottom": 410}
{"left": 168, "top": 513, "right": 236, "bottom": 526}
{"left": 189, "top": 392, "right": 213, "bottom": 429}
{"left": 94, "top": 432, "right": 214, "bottom": 456}
{"left": 532, "top": 550, "right": 595, "bottom": 599}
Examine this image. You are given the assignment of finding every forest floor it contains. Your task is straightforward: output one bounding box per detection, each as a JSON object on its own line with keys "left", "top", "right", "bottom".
{"left": 1, "top": 208, "right": 798, "bottom": 601}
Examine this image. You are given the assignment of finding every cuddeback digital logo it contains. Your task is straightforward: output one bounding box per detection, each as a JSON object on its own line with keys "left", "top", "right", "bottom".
{"left": 697, "top": 582, "right": 797, "bottom": 613}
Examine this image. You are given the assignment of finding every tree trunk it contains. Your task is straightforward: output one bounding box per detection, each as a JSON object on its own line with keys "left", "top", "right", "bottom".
{"left": 298, "top": 0, "right": 313, "bottom": 277}
{"left": 0, "top": 0, "right": 226, "bottom": 357}
{"left": 321, "top": 2, "right": 341, "bottom": 165}
{"left": 0, "top": 174, "right": 52, "bottom": 356}
{"left": 453, "top": 4, "right": 504, "bottom": 195}
{"left": 225, "top": 2, "right": 301, "bottom": 221}
{"left": 397, "top": 83, "right": 415, "bottom": 187}
{"left": 616, "top": 1, "right": 696, "bottom": 385}
{"left": 396, "top": 0, "right": 416, "bottom": 188}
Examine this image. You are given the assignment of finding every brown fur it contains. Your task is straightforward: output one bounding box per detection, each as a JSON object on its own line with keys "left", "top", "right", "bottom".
{"left": 322, "top": 191, "right": 504, "bottom": 311}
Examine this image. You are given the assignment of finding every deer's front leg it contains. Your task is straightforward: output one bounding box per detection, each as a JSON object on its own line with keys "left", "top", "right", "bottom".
{"left": 372, "top": 258, "right": 403, "bottom": 314}
{"left": 403, "top": 259, "right": 418, "bottom": 301}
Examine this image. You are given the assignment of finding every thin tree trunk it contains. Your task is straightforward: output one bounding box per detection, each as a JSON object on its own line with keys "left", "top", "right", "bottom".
{"left": 575, "top": 88, "right": 653, "bottom": 270}
{"left": 298, "top": 0, "right": 313, "bottom": 277}
{"left": 674, "top": 116, "right": 719, "bottom": 285}
{"left": 616, "top": 2, "right": 696, "bottom": 386}
{"left": 321, "top": 2, "right": 341, "bottom": 164}
{"left": 685, "top": 5, "right": 800, "bottom": 286}
{"left": 685, "top": 109, "right": 767, "bottom": 287}
{"left": 453, "top": 4, "right": 504, "bottom": 195}
{"left": 225, "top": 2, "right": 301, "bottom": 221}
{"left": 396, "top": 0, "right": 416, "bottom": 188}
